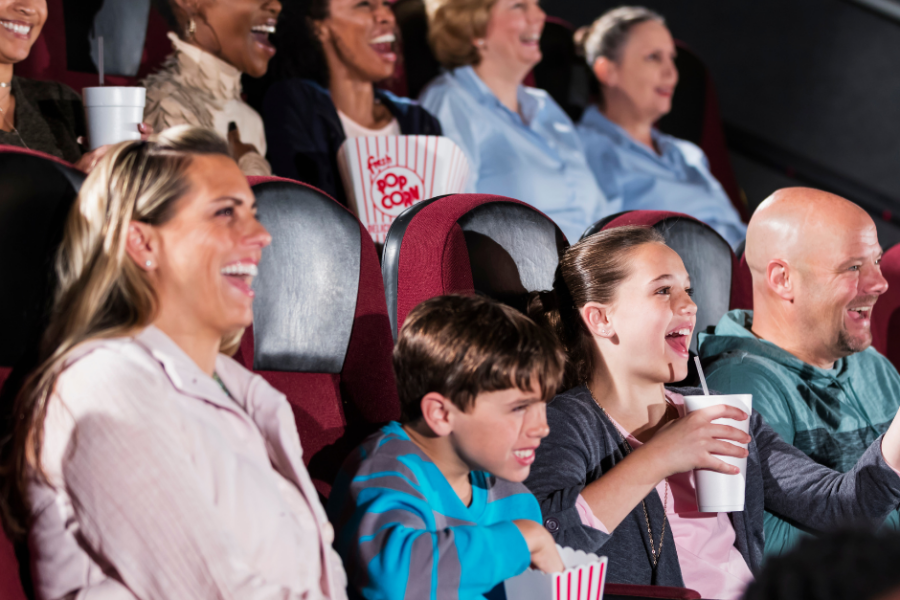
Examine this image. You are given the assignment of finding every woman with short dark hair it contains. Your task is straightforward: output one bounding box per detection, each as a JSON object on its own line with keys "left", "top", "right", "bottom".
{"left": 262, "top": 0, "right": 441, "bottom": 206}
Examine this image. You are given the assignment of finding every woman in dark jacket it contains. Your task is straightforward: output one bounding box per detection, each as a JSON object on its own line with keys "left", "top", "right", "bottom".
{"left": 524, "top": 226, "right": 900, "bottom": 599}
{"left": 0, "top": 0, "right": 147, "bottom": 170}
{"left": 262, "top": 0, "right": 441, "bottom": 206}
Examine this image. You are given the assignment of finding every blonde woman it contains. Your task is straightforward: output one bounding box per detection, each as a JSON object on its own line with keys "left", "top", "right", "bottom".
{"left": 1, "top": 127, "right": 347, "bottom": 599}
{"left": 419, "top": 0, "right": 609, "bottom": 242}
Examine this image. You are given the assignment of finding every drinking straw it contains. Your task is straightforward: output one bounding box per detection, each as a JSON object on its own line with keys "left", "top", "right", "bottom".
{"left": 98, "top": 37, "right": 104, "bottom": 86}
{"left": 694, "top": 355, "right": 710, "bottom": 396}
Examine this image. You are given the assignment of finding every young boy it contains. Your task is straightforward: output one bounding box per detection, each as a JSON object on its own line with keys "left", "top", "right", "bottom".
{"left": 328, "top": 295, "right": 566, "bottom": 600}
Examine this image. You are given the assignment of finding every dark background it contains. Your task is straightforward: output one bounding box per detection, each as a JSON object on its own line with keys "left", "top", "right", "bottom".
{"left": 550, "top": 0, "right": 900, "bottom": 243}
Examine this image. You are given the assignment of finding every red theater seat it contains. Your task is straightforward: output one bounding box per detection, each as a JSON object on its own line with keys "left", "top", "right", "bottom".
{"left": 0, "top": 146, "right": 84, "bottom": 600}
{"left": 238, "top": 177, "right": 399, "bottom": 496}
{"left": 381, "top": 193, "right": 568, "bottom": 335}
{"left": 872, "top": 243, "right": 900, "bottom": 369}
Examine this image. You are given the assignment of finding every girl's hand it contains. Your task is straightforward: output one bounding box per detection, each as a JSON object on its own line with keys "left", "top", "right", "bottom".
{"left": 643, "top": 404, "right": 751, "bottom": 479}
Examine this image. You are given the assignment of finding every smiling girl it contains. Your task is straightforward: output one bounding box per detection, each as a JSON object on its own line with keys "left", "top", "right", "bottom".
{"left": 525, "top": 226, "right": 900, "bottom": 599}
{"left": 1, "top": 127, "right": 347, "bottom": 599}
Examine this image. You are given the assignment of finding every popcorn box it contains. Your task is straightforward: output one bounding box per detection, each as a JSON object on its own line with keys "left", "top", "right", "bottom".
{"left": 337, "top": 135, "right": 470, "bottom": 244}
{"left": 504, "top": 546, "right": 608, "bottom": 600}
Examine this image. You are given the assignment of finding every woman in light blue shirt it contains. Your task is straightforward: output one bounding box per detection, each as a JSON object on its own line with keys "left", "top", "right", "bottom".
{"left": 577, "top": 7, "right": 746, "bottom": 248}
{"left": 420, "top": 0, "right": 609, "bottom": 243}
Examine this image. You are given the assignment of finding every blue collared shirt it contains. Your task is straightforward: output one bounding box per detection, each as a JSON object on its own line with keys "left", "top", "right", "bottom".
{"left": 420, "top": 67, "right": 610, "bottom": 242}
{"left": 577, "top": 105, "right": 746, "bottom": 248}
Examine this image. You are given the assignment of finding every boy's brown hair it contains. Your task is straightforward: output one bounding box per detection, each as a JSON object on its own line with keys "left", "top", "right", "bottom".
{"left": 394, "top": 295, "right": 566, "bottom": 423}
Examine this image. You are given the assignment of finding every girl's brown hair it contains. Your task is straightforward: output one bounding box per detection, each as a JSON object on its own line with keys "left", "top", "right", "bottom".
{"left": 529, "top": 226, "right": 666, "bottom": 389}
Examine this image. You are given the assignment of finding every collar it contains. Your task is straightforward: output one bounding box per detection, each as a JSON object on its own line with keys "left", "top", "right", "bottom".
{"left": 452, "top": 66, "right": 543, "bottom": 125}
{"left": 581, "top": 104, "right": 674, "bottom": 156}
{"left": 167, "top": 32, "right": 243, "bottom": 100}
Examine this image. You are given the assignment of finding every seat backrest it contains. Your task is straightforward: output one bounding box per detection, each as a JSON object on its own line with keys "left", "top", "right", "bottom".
{"left": 239, "top": 177, "right": 399, "bottom": 496}
{"left": 872, "top": 243, "right": 900, "bottom": 369}
{"left": 382, "top": 193, "right": 568, "bottom": 336}
{"left": 587, "top": 210, "right": 748, "bottom": 354}
{"left": 0, "top": 146, "right": 83, "bottom": 600}
{"left": 16, "top": 0, "right": 171, "bottom": 93}
{"left": 391, "top": 0, "right": 441, "bottom": 99}
{"left": 0, "top": 147, "right": 85, "bottom": 385}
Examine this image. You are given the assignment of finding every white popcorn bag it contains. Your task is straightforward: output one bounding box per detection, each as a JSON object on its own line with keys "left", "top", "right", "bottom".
{"left": 337, "top": 135, "right": 470, "bottom": 244}
{"left": 504, "top": 546, "right": 608, "bottom": 600}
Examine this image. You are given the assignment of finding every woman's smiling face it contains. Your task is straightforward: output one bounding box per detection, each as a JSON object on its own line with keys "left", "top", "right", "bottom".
{"left": 190, "top": 0, "right": 282, "bottom": 78}
{"left": 0, "top": 0, "right": 46, "bottom": 66}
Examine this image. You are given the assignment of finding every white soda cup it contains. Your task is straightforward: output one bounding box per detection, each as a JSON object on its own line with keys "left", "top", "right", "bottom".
{"left": 682, "top": 394, "right": 752, "bottom": 512}
{"left": 82, "top": 87, "right": 146, "bottom": 150}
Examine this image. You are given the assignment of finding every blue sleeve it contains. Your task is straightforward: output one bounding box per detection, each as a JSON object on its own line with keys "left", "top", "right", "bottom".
{"left": 331, "top": 462, "right": 531, "bottom": 600}
{"left": 420, "top": 84, "right": 481, "bottom": 193}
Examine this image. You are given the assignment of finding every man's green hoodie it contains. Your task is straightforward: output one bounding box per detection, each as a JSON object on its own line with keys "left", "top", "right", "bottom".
{"left": 698, "top": 309, "right": 900, "bottom": 556}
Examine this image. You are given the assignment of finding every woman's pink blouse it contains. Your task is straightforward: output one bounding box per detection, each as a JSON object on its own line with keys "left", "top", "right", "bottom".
{"left": 29, "top": 326, "right": 348, "bottom": 600}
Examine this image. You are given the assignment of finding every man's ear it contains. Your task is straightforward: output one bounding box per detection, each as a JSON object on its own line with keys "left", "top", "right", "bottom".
{"left": 592, "top": 56, "right": 617, "bottom": 88}
{"left": 580, "top": 301, "right": 615, "bottom": 340}
{"left": 766, "top": 259, "right": 794, "bottom": 302}
{"left": 125, "top": 221, "right": 159, "bottom": 272}
{"left": 419, "top": 392, "right": 454, "bottom": 437}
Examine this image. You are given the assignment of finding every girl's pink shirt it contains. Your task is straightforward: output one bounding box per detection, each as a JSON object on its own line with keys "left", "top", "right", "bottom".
{"left": 575, "top": 390, "right": 754, "bottom": 600}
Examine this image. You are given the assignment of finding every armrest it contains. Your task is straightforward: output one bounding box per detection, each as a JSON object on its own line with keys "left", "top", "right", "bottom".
{"left": 604, "top": 583, "right": 702, "bottom": 599}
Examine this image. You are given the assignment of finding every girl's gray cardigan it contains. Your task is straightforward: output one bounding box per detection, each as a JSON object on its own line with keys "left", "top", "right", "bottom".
{"left": 525, "top": 385, "right": 900, "bottom": 587}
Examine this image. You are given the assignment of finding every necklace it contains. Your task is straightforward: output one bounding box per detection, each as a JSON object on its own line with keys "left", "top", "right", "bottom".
{"left": 0, "top": 85, "right": 29, "bottom": 150}
{"left": 213, "top": 372, "right": 232, "bottom": 399}
{"left": 587, "top": 385, "right": 672, "bottom": 568}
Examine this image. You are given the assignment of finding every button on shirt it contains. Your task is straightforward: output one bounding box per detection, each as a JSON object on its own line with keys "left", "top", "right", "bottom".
{"left": 577, "top": 105, "right": 746, "bottom": 248}
{"left": 420, "top": 67, "right": 610, "bottom": 242}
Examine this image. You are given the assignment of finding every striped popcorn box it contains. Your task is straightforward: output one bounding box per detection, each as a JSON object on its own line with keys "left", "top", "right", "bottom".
{"left": 504, "top": 546, "right": 608, "bottom": 600}
{"left": 337, "top": 135, "right": 470, "bottom": 244}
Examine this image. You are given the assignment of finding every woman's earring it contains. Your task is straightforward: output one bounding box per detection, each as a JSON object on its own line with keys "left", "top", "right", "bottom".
{"left": 475, "top": 39, "right": 486, "bottom": 48}
{"left": 600, "top": 329, "right": 609, "bottom": 336}
{"left": 145, "top": 260, "right": 153, "bottom": 268}
{"left": 187, "top": 18, "right": 197, "bottom": 39}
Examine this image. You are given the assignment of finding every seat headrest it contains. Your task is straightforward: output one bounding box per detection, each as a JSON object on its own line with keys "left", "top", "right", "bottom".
{"left": 250, "top": 180, "right": 361, "bottom": 373}
{"left": 0, "top": 150, "right": 84, "bottom": 367}
{"left": 384, "top": 193, "right": 567, "bottom": 335}
{"left": 458, "top": 201, "right": 567, "bottom": 313}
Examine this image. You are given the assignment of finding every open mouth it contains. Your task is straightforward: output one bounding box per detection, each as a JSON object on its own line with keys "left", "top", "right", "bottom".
{"left": 656, "top": 87, "right": 674, "bottom": 97}
{"left": 251, "top": 22, "right": 276, "bottom": 55}
{"left": 513, "top": 448, "right": 536, "bottom": 466}
{"left": 370, "top": 33, "right": 397, "bottom": 62}
{"left": 665, "top": 327, "right": 692, "bottom": 357}
{"left": 846, "top": 306, "right": 873, "bottom": 325}
{"left": 0, "top": 20, "right": 32, "bottom": 39}
{"left": 519, "top": 32, "right": 541, "bottom": 47}
{"left": 221, "top": 262, "right": 258, "bottom": 297}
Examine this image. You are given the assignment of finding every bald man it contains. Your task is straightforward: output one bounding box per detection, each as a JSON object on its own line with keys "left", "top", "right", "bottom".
{"left": 698, "top": 187, "right": 900, "bottom": 556}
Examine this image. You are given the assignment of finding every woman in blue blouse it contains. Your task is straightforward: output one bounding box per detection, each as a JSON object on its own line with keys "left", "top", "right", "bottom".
{"left": 420, "top": 0, "right": 609, "bottom": 243}
{"left": 577, "top": 7, "right": 746, "bottom": 248}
